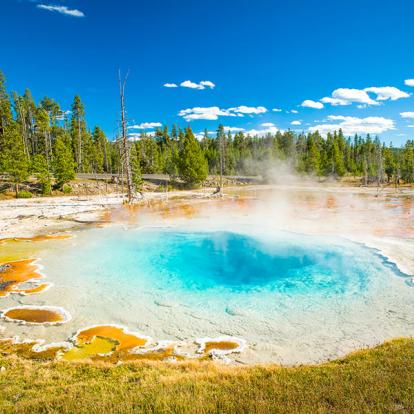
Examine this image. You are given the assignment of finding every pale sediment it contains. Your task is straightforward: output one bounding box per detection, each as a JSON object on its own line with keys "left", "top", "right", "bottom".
{"left": 0, "top": 190, "right": 215, "bottom": 240}
{"left": 0, "top": 184, "right": 413, "bottom": 365}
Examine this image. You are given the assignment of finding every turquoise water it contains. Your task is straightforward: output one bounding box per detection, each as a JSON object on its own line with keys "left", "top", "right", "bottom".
{"left": 46, "top": 227, "right": 397, "bottom": 302}
{"left": 31, "top": 225, "right": 414, "bottom": 364}
{"left": 121, "top": 230, "right": 367, "bottom": 294}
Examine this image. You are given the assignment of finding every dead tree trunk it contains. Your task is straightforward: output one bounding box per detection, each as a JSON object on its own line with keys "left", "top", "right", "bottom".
{"left": 119, "top": 70, "right": 134, "bottom": 203}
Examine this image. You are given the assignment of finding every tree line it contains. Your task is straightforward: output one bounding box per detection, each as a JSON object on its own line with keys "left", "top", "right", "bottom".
{"left": 1, "top": 71, "right": 413, "bottom": 196}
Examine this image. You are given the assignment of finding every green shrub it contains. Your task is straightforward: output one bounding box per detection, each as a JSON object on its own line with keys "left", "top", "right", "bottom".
{"left": 62, "top": 184, "right": 72, "bottom": 194}
{"left": 16, "top": 190, "right": 33, "bottom": 199}
{"left": 156, "top": 184, "right": 173, "bottom": 192}
{"left": 41, "top": 181, "right": 52, "bottom": 196}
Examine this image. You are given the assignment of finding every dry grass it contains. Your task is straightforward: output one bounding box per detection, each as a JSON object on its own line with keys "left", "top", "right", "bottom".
{"left": 0, "top": 338, "right": 413, "bottom": 413}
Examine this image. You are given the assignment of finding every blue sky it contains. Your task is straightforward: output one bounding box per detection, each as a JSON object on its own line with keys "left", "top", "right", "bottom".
{"left": 3, "top": 0, "right": 414, "bottom": 145}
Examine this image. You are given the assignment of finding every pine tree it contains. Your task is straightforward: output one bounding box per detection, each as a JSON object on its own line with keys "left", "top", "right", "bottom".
{"left": 35, "top": 107, "right": 53, "bottom": 169}
{"left": 164, "top": 140, "right": 179, "bottom": 179}
{"left": 12, "top": 92, "right": 31, "bottom": 160}
{"left": 178, "top": 127, "right": 208, "bottom": 186}
{"left": 306, "top": 133, "right": 321, "bottom": 175}
{"left": 0, "top": 71, "right": 14, "bottom": 170}
{"left": 217, "top": 124, "right": 226, "bottom": 189}
{"left": 22, "top": 89, "right": 36, "bottom": 154}
{"left": 92, "top": 127, "right": 108, "bottom": 173}
{"left": 4, "top": 68, "right": 414, "bottom": 187}
{"left": 31, "top": 154, "right": 51, "bottom": 195}
{"left": 4, "top": 127, "right": 30, "bottom": 196}
{"left": 70, "top": 95, "right": 86, "bottom": 172}
{"left": 138, "top": 134, "right": 161, "bottom": 173}
{"left": 54, "top": 135, "right": 76, "bottom": 187}
{"left": 333, "top": 139, "right": 346, "bottom": 176}
{"left": 130, "top": 144, "right": 143, "bottom": 191}
{"left": 383, "top": 143, "right": 395, "bottom": 183}
{"left": 402, "top": 140, "right": 414, "bottom": 182}
{"left": 39, "top": 96, "right": 61, "bottom": 126}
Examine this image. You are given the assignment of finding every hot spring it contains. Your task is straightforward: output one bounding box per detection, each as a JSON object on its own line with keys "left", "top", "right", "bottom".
{"left": 6, "top": 222, "right": 412, "bottom": 364}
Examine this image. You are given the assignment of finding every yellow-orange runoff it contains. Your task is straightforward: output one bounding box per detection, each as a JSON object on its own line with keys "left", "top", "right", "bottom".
{"left": 3, "top": 308, "right": 66, "bottom": 324}
{"left": 0, "top": 259, "right": 49, "bottom": 297}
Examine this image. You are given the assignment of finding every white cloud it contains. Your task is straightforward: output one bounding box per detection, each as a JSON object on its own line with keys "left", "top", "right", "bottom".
{"left": 163, "top": 83, "right": 178, "bottom": 88}
{"left": 408, "top": 125, "right": 414, "bottom": 128}
{"left": 244, "top": 125, "right": 280, "bottom": 136}
{"left": 364, "top": 86, "right": 410, "bottom": 101}
{"left": 128, "top": 122, "right": 162, "bottom": 129}
{"left": 310, "top": 115, "right": 395, "bottom": 136}
{"left": 301, "top": 100, "right": 324, "bottom": 109}
{"left": 200, "top": 80, "right": 215, "bottom": 89}
{"left": 180, "top": 80, "right": 202, "bottom": 89}
{"left": 180, "top": 80, "right": 215, "bottom": 90}
{"left": 291, "top": 120, "right": 302, "bottom": 126}
{"left": 228, "top": 106, "right": 268, "bottom": 115}
{"left": 322, "top": 88, "right": 378, "bottom": 106}
{"left": 37, "top": 4, "right": 85, "bottom": 17}
{"left": 178, "top": 107, "right": 234, "bottom": 121}
{"left": 272, "top": 108, "right": 282, "bottom": 112}
{"left": 223, "top": 126, "right": 246, "bottom": 132}
{"left": 404, "top": 79, "right": 414, "bottom": 87}
{"left": 198, "top": 125, "right": 271, "bottom": 136}
{"left": 178, "top": 106, "right": 267, "bottom": 121}
{"left": 321, "top": 86, "right": 409, "bottom": 107}
{"left": 400, "top": 112, "right": 414, "bottom": 119}
{"left": 291, "top": 109, "right": 299, "bottom": 114}
{"left": 320, "top": 97, "right": 349, "bottom": 106}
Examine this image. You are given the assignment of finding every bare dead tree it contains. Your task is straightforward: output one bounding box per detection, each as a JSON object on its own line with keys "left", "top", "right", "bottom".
{"left": 114, "top": 135, "right": 125, "bottom": 198}
{"left": 118, "top": 70, "right": 134, "bottom": 203}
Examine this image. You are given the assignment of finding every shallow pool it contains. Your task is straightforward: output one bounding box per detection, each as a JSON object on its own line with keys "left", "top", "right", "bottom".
{"left": 4, "top": 225, "right": 413, "bottom": 364}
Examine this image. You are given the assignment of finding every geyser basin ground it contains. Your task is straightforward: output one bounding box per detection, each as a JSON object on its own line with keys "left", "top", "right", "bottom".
{"left": 3, "top": 225, "right": 414, "bottom": 364}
